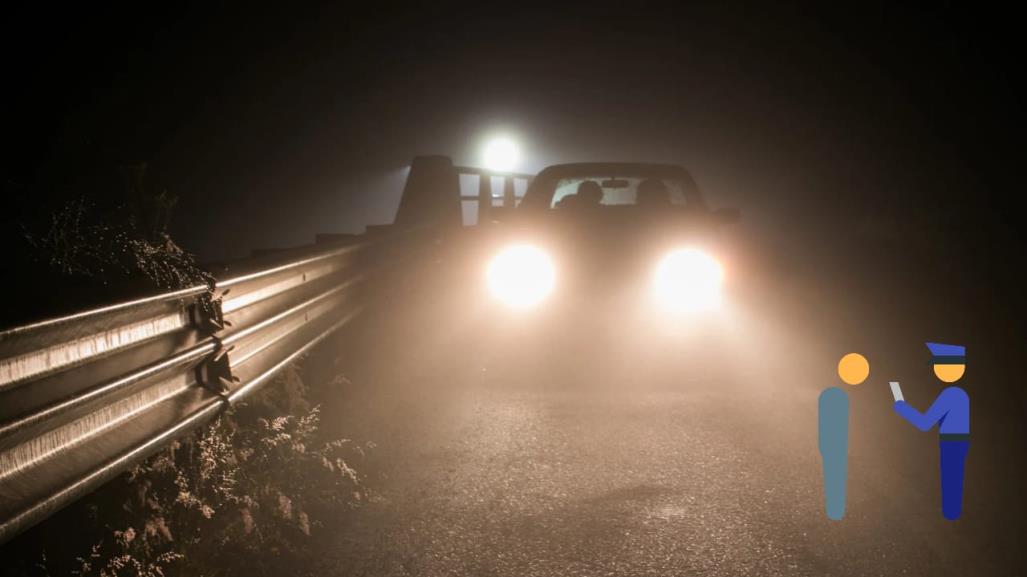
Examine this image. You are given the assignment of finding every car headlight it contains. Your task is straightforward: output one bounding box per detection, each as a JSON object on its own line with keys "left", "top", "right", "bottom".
{"left": 651, "top": 248, "right": 724, "bottom": 312}
{"left": 486, "top": 244, "right": 556, "bottom": 309}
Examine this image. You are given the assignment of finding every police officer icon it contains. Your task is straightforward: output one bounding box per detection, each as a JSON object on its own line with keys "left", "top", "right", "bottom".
{"left": 893, "top": 342, "right": 970, "bottom": 520}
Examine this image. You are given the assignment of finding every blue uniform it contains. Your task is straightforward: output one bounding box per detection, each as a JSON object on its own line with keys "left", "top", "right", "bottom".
{"left": 894, "top": 386, "right": 969, "bottom": 434}
{"left": 895, "top": 386, "right": 970, "bottom": 520}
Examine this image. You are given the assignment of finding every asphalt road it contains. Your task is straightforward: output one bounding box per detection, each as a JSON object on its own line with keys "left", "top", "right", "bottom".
{"left": 314, "top": 240, "right": 1026, "bottom": 577}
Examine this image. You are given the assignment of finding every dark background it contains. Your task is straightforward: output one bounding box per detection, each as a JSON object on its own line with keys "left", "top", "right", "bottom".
{"left": 3, "top": 3, "right": 1021, "bottom": 252}
{"left": 4, "top": 0, "right": 1024, "bottom": 354}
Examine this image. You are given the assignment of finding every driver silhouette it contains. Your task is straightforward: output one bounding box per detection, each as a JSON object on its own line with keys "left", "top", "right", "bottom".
{"left": 557, "top": 180, "right": 604, "bottom": 210}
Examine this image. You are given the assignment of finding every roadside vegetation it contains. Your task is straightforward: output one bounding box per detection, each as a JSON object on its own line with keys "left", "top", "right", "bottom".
{"left": 21, "top": 164, "right": 213, "bottom": 291}
{"left": 6, "top": 365, "right": 370, "bottom": 577}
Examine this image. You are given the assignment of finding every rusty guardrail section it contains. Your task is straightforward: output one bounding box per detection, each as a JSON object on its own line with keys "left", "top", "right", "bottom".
{"left": 0, "top": 237, "right": 376, "bottom": 543}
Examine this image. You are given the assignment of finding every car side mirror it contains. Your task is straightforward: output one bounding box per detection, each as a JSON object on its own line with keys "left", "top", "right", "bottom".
{"left": 713, "top": 207, "right": 740, "bottom": 224}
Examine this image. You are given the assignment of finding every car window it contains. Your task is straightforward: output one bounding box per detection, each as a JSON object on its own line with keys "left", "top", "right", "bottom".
{"left": 549, "top": 177, "right": 688, "bottom": 209}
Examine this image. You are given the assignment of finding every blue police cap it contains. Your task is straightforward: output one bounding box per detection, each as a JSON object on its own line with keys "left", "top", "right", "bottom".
{"left": 926, "top": 342, "right": 965, "bottom": 364}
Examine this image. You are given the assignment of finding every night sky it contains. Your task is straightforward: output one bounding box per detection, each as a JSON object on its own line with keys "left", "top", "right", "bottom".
{"left": 3, "top": 3, "right": 1023, "bottom": 286}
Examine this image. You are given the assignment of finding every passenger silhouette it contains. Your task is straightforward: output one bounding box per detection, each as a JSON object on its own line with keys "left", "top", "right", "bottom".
{"left": 576, "top": 180, "right": 603, "bottom": 207}
{"left": 636, "top": 179, "right": 670, "bottom": 209}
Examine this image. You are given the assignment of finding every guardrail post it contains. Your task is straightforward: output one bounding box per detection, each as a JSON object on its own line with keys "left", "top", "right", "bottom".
{"left": 503, "top": 176, "right": 516, "bottom": 209}
{"left": 190, "top": 288, "right": 229, "bottom": 333}
{"left": 478, "top": 174, "right": 492, "bottom": 224}
{"left": 196, "top": 338, "right": 237, "bottom": 395}
{"left": 190, "top": 287, "right": 237, "bottom": 395}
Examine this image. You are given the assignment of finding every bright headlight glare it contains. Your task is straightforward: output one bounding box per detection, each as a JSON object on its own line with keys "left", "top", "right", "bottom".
{"left": 652, "top": 248, "right": 724, "bottom": 312}
{"left": 487, "top": 245, "right": 556, "bottom": 309}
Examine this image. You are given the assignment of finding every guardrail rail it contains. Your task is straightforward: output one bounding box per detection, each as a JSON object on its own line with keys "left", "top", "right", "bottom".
{"left": 0, "top": 237, "right": 377, "bottom": 543}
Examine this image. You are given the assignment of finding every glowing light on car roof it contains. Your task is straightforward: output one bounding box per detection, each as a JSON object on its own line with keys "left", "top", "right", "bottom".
{"left": 481, "top": 136, "right": 521, "bottom": 172}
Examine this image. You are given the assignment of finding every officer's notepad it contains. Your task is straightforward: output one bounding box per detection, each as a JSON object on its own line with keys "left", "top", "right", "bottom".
{"left": 889, "top": 381, "right": 904, "bottom": 402}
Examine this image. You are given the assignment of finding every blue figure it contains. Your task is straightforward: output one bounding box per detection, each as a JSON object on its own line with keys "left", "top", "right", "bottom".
{"left": 893, "top": 342, "right": 970, "bottom": 521}
{"left": 819, "top": 387, "right": 849, "bottom": 520}
{"left": 819, "top": 353, "right": 868, "bottom": 520}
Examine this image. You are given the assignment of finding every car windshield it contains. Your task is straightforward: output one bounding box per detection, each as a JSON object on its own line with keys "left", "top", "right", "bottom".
{"left": 549, "top": 177, "right": 689, "bottom": 209}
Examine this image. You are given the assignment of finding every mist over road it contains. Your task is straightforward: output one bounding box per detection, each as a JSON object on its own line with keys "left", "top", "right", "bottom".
{"left": 314, "top": 234, "right": 1026, "bottom": 576}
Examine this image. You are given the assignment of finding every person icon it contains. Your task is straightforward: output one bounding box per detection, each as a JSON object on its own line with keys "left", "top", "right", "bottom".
{"left": 818, "top": 353, "right": 869, "bottom": 520}
{"left": 893, "top": 342, "right": 970, "bottom": 520}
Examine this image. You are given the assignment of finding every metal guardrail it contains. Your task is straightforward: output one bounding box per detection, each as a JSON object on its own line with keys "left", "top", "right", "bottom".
{"left": 0, "top": 155, "right": 514, "bottom": 543}
{"left": 0, "top": 237, "right": 377, "bottom": 543}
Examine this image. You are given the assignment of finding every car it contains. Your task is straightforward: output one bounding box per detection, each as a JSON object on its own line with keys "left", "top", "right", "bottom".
{"left": 481, "top": 162, "right": 739, "bottom": 315}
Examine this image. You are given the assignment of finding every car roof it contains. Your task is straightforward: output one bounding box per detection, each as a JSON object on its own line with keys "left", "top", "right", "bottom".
{"left": 534, "top": 162, "right": 693, "bottom": 180}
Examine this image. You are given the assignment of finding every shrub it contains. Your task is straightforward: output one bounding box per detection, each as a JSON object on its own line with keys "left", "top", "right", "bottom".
{"left": 43, "top": 365, "right": 372, "bottom": 577}
{"left": 22, "top": 163, "right": 213, "bottom": 291}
